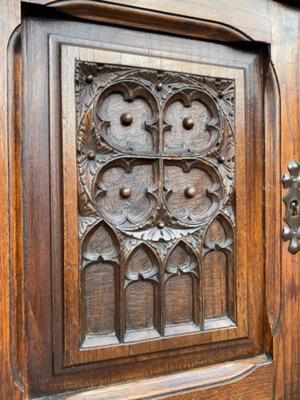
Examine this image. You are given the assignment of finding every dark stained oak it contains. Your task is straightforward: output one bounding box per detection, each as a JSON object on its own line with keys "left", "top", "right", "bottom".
{"left": 0, "top": 1, "right": 25, "bottom": 399}
{"left": 23, "top": 15, "right": 265, "bottom": 396}
{"left": 1, "top": 0, "right": 300, "bottom": 399}
{"left": 75, "top": 62, "right": 236, "bottom": 346}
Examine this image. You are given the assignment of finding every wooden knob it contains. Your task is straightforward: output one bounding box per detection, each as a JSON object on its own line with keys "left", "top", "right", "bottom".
{"left": 157, "top": 220, "right": 165, "bottom": 229}
{"left": 85, "top": 74, "right": 94, "bottom": 83}
{"left": 183, "top": 117, "right": 195, "bottom": 130}
{"left": 120, "top": 187, "right": 131, "bottom": 198}
{"left": 120, "top": 112, "right": 133, "bottom": 126}
{"left": 87, "top": 151, "right": 95, "bottom": 160}
{"left": 156, "top": 82, "right": 163, "bottom": 91}
{"left": 185, "top": 186, "right": 196, "bottom": 198}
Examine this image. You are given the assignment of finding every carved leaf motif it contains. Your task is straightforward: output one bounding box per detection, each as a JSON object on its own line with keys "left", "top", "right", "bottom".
{"left": 148, "top": 240, "right": 176, "bottom": 260}
{"left": 118, "top": 234, "right": 140, "bottom": 257}
{"left": 77, "top": 105, "right": 118, "bottom": 216}
{"left": 185, "top": 228, "right": 205, "bottom": 254}
{"left": 76, "top": 62, "right": 137, "bottom": 122}
{"left": 126, "top": 225, "right": 199, "bottom": 242}
{"left": 77, "top": 106, "right": 114, "bottom": 177}
{"left": 78, "top": 179, "right": 98, "bottom": 216}
{"left": 76, "top": 61, "right": 101, "bottom": 121}
{"left": 213, "top": 79, "right": 235, "bottom": 126}
{"left": 217, "top": 122, "right": 235, "bottom": 202}
{"left": 78, "top": 216, "right": 98, "bottom": 239}
{"left": 199, "top": 77, "right": 235, "bottom": 128}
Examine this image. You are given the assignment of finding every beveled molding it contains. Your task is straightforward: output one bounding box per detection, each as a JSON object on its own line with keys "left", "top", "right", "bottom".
{"left": 5, "top": 1, "right": 282, "bottom": 399}
{"left": 59, "top": 43, "right": 247, "bottom": 368}
{"left": 21, "top": 0, "right": 258, "bottom": 45}
{"left": 38, "top": 355, "right": 273, "bottom": 400}
{"left": 45, "top": 14, "right": 277, "bottom": 384}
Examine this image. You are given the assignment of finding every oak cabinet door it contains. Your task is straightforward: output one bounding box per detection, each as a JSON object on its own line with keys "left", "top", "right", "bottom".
{"left": 23, "top": 13, "right": 276, "bottom": 399}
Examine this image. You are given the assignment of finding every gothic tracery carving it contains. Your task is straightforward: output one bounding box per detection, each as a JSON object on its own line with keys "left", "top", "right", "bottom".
{"left": 75, "top": 61, "right": 236, "bottom": 345}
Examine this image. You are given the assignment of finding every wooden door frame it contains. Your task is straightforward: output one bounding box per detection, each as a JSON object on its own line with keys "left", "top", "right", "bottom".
{"left": 0, "top": 0, "right": 299, "bottom": 398}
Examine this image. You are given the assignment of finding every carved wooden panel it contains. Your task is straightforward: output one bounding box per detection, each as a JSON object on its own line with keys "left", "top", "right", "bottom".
{"left": 75, "top": 62, "right": 236, "bottom": 346}
{"left": 24, "top": 18, "right": 267, "bottom": 393}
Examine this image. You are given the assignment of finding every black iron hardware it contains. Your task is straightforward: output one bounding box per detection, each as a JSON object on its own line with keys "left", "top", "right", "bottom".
{"left": 282, "top": 161, "right": 300, "bottom": 254}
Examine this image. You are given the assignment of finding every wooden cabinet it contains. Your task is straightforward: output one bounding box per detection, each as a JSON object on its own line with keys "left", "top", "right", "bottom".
{"left": 1, "top": 1, "right": 300, "bottom": 399}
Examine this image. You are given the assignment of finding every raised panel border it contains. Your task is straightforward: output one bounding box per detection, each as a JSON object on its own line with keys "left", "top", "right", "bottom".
{"left": 58, "top": 42, "right": 249, "bottom": 367}
{"left": 18, "top": 4, "right": 282, "bottom": 398}
{"left": 32, "top": 355, "right": 274, "bottom": 400}
{"left": 0, "top": 0, "right": 287, "bottom": 398}
{"left": 24, "top": 0, "right": 271, "bottom": 43}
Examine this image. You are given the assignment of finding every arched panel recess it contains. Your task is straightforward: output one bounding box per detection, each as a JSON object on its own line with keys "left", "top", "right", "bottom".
{"left": 81, "top": 221, "right": 120, "bottom": 347}
{"left": 82, "top": 221, "right": 119, "bottom": 263}
{"left": 164, "top": 241, "right": 201, "bottom": 335}
{"left": 124, "top": 244, "right": 160, "bottom": 342}
{"left": 82, "top": 262, "right": 119, "bottom": 346}
{"left": 202, "top": 214, "right": 235, "bottom": 330}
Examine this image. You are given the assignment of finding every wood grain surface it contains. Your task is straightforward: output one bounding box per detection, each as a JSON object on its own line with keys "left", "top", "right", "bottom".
{"left": 1, "top": 1, "right": 300, "bottom": 399}
{"left": 0, "top": 0, "right": 25, "bottom": 399}
{"left": 271, "top": 3, "right": 300, "bottom": 399}
{"left": 34, "top": 355, "right": 273, "bottom": 400}
{"left": 23, "top": 0, "right": 271, "bottom": 42}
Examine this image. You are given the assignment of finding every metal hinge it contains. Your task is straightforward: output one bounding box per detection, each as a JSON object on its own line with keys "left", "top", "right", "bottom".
{"left": 282, "top": 161, "right": 300, "bottom": 254}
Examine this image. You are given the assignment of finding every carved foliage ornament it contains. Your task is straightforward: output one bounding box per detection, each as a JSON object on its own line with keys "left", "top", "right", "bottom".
{"left": 75, "top": 61, "right": 236, "bottom": 342}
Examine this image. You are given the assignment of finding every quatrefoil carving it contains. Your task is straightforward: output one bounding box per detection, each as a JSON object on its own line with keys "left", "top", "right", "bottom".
{"left": 76, "top": 61, "right": 235, "bottom": 260}
{"left": 76, "top": 61, "right": 236, "bottom": 343}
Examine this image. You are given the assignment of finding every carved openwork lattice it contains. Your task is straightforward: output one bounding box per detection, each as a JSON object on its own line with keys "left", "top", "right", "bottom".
{"left": 76, "top": 61, "right": 236, "bottom": 346}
